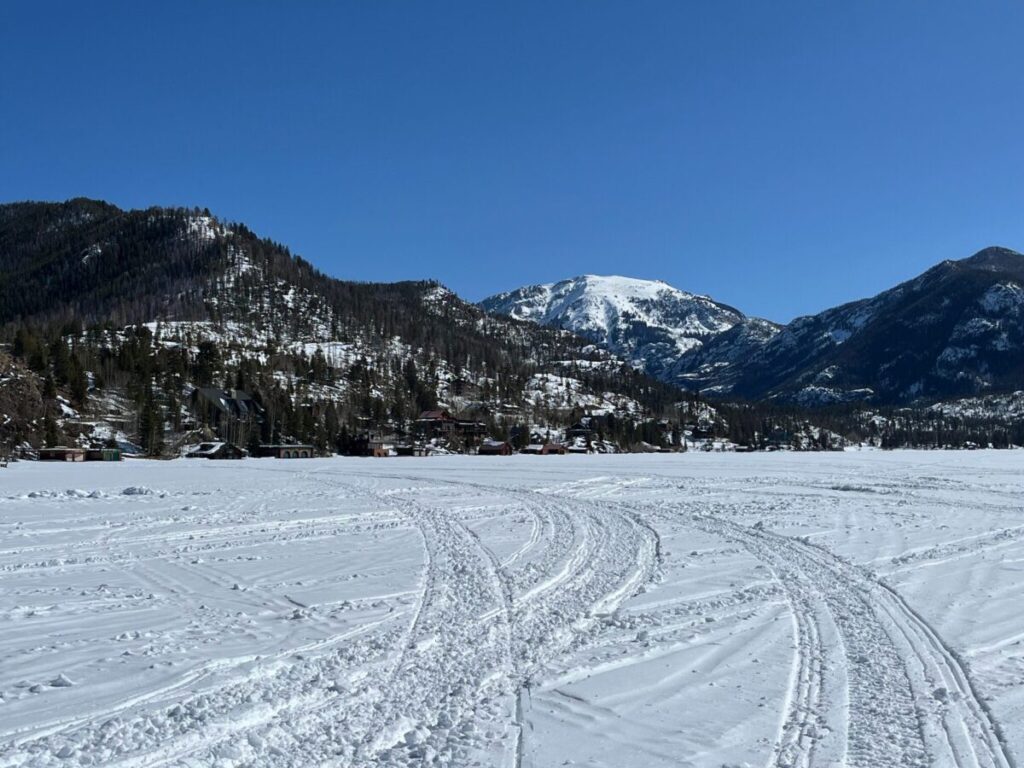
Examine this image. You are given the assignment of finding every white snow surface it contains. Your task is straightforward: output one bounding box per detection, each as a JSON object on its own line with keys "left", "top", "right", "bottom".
{"left": 1, "top": 452, "right": 1022, "bottom": 767}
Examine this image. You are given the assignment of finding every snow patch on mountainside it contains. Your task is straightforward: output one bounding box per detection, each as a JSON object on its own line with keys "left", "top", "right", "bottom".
{"left": 928, "top": 390, "right": 1024, "bottom": 420}
{"left": 486, "top": 275, "right": 738, "bottom": 337}
{"left": 525, "top": 372, "right": 641, "bottom": 415}
{"left": 791, "top": 385, "right": 876, "bottom": 406}
{"left": 979, "top": 282, "right": 1024, "bottom": 314}
{"left": 80, "top": 243, "right": 102, "bottom": 265}
{"left": 183, "top": 215, "right": 230, "bottom": 244}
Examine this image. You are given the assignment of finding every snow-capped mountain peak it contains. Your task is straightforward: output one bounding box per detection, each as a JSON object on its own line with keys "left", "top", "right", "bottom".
{"left": 480, "top": 274, "right": 755, "bottom": 378}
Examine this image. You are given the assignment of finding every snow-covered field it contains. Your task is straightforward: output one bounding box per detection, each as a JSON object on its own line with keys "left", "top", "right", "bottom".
{"left": 1, "top": 452, "right": 1021, "bottom": 767}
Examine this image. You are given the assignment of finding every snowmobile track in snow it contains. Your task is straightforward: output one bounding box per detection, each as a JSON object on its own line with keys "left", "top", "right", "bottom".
{"left": 0, "top": 471, "right": 657, "bottom": 768}
{"left": 669, "top": 506, "right": 1015, "bottom": 768}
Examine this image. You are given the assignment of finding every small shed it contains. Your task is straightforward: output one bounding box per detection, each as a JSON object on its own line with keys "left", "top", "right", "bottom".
{"left": 186, "top": 442, "right": 246, "bottom": 460}
{"left": 478, "top": 439, "right": 513, "bottom": 456}
{"left": 85, "top": 447, "right": 122, "bottom": 462}
{"left": 368, "top": 436, "right": 397, "bottom": 457}
{"left": 39, "top": 447, "right": 86, "bottom": 462}
{"left": 394, "top": 444, "right": 427, "bottom": 457}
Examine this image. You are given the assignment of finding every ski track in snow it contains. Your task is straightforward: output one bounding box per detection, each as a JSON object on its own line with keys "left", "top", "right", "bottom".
{"left": 0, "top": 454, "right": 1020, "bottom": 767}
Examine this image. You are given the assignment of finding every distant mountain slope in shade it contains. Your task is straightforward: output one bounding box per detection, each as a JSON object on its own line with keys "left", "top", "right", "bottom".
{"left": 482, "top": 248, "right": 1024, "bottom": 405}
{"left": 717, "top": 246, "right": 1024, "bottom": 404}
{"left": 480, "top": 274, "right": 781, "bottom": 382}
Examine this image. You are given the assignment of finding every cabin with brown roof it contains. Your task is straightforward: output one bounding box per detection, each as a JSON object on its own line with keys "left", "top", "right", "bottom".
{"left": 413, "top": 410, "right": 488, "bottom": 451}
{"left": 521, "top": 443, "right": 566, "bottom": 456}
{"left": 414, "top": 410, "right": 457, "bottom": 439}
{"left": 478, "top": 439, "right": 513, "bottom": 456}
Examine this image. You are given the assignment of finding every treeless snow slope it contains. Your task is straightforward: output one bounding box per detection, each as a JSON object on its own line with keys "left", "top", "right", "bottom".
{"left": 0, "top": 452, "right": 1021, "bottom": 767}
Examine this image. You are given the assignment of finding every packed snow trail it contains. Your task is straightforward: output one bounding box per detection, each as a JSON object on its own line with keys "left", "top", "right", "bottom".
{"left": 639, "top": 500, "right": 1015, "bottom": 768}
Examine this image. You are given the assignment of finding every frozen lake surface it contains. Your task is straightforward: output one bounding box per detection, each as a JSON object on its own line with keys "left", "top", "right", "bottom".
{"left": 1, "top": 452, "right": 1021, "bottom": 767}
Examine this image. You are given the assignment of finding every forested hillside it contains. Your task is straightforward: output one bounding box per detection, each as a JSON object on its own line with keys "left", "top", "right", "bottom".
{"left": 0, "top": 199, "right": 685, "bottom": 453}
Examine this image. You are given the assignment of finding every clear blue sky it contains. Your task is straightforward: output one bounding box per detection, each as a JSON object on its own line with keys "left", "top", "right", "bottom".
{"left": 2, "top": 2, "right": 1022, "bottom": 322}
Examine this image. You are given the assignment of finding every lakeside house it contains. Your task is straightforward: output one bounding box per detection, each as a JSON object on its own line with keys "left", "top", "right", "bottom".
{"left": 521, "top": 443, "right": 566, "bottom": 456}
{"left": 414, "top": 410, "right": 487, "bottom": 447}
{"left": 185, "top": 442, "right": 246, "bottom": 460}
{"left": 191, "top": 388, "right": 263, "bottom": 447}
{"left": 478, "top": 439, "right": 513, "bottom": 456}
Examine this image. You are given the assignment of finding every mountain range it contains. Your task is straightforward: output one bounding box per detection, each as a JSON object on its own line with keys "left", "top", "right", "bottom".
{"left": 481, "top": 247, "right": 1024, "bottom": 405}
{"left": 480, "top": 275, "right": 781, "bottom": 391}
{"left": 0, "top": 197, "right": 1021, "bottom": 454}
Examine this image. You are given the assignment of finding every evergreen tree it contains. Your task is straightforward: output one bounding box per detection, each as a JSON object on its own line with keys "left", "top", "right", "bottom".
{"left": 69, "top": 360, "right": 88, "bottom": 406}
{"left": 138, "top": 389, "right": 164, "bottom": 456}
